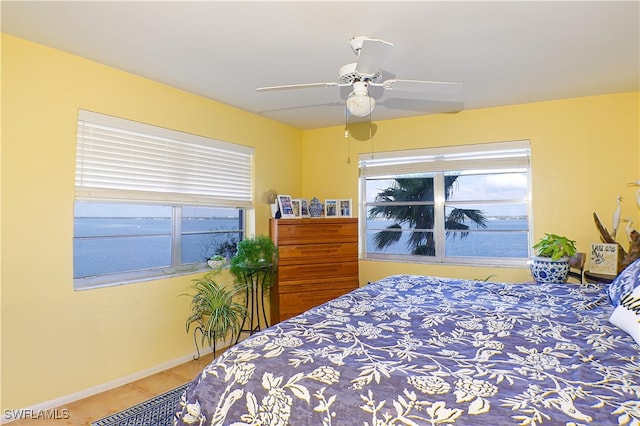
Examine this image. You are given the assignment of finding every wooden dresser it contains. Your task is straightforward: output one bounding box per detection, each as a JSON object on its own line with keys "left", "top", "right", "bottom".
{"left": 269, "top": 218, "right": 359, "bottom": 323}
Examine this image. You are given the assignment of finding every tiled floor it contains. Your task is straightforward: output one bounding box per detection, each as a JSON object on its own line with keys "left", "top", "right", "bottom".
{"left": 7, "top": 353, "right": 214, "bottom": 425}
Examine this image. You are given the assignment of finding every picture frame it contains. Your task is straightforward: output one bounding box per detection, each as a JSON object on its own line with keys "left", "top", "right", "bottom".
{"left": 291, "top": 199, "right": 302, "bottom": 218}
{"left": 299, "top": 198, "right": 310, "bottom": 217}
{"left": 277, "top": 194, "right": 296, "bottom": 218}
{"left": 338, "top": 199, "right": 352, "bottom": 217}
{"left": 590, "top": 243, "right": 619, "bottom": 275}
{"left": 325, "top": 199, "right": 338, "bottom": 217}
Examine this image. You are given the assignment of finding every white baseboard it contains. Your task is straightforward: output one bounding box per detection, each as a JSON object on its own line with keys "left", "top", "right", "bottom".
{"left": 1, "top": 347, "right": 219, "bottom": 425}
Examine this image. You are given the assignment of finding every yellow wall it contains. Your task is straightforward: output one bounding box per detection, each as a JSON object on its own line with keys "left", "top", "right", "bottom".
{"left": 2, "top": 32, "right": 639, "bottom": 411}
{"left": 302, "top": 93, "right": 640, "bottom": 284}
{"left": 1, "top": 34, "right": 302, "bottom": 409}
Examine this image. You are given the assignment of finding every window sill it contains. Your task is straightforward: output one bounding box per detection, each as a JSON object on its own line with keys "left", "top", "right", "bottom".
{"left": 74, "top": 263, "right": 214, "bottom": 291}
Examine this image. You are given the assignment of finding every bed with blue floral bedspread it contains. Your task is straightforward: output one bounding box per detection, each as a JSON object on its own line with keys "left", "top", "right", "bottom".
{"left": 175, "top": 275, "right": 639, "bottom": 425}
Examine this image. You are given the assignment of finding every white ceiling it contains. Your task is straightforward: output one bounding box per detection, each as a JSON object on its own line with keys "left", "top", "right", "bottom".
{"left": 2, "top": 1, "right": 639, "bottom": 130}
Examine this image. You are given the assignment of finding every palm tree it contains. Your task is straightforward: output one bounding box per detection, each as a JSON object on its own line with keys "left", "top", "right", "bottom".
{"left": 368, "top": 176, "right": 487, "bottom": 256}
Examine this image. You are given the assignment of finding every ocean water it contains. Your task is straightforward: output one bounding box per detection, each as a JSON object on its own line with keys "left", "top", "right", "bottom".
{"left": 74, "top": 217, "right": 529, "bottom": 278}
{"left": 366, "top": 218, "right": 529, "bottom": 258}
{"left": 74, "top": 217, "right": 241, "bottom": 278}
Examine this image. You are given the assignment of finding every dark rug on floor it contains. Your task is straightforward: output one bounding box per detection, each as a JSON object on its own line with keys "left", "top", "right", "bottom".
{"left": 91, "top": 383, "right": 188, "bottom": 426}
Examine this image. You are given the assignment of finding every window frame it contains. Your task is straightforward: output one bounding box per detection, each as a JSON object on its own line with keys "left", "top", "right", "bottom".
{"left": 74, "top": 202, "right": 246, "bottom": 290}
{"left": 359, "top": 140, "right": 532, "bottom": 268}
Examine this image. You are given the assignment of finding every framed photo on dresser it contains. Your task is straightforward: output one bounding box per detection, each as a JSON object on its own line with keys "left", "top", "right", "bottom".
{"left": 277, "top": 194, "right": 296, "bottom": 218}
{"left": 299, "top": 198, "right": 310, "bottom": 217}
{"left": 291, "top": 199, "right": 302, "bottom": 217}
{"left": 338, "top": 199, "right": 352, "bottom": 217}
{"left": 325, "top": 199, "right": 338, "bottom": 217}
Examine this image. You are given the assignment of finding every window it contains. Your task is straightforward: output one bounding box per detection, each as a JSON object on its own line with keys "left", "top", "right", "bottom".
{"left": 360, "top": 140, "right": 531, "bottom": 267}
{"left": 74, "top": 110, "right": 253, "bottom": 289}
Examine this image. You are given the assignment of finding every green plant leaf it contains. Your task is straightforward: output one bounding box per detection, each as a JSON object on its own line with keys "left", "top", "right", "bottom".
{"left": 230, "top": 235, "right": 277, "bottom": 290}
{"left": 532, "top": 233, "right": 577, "bottom": 260}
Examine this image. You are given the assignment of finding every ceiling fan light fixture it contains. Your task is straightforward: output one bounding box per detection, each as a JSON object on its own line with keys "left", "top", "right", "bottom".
{"left": 346, "top": 84, "right": 376, "bottom": 116}
{"left": 347, "top": 92, "right": 375, "bottom": 116}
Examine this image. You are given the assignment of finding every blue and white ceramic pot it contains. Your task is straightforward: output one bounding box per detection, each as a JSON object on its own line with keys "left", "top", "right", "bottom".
{"left": 530, "top": 256, "right": 570, "bottom": 283}
{"left": 309, "top": 197, "right": 323, "bottom": 217}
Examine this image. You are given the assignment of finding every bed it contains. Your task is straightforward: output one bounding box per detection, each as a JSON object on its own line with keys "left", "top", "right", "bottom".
{"left": 174, "top": 274, "right": 639, "bottom": 425}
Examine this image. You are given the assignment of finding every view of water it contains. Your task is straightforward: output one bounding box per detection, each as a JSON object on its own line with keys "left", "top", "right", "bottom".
{"left": 74, "top": 217, "right": 529, "bottom": 278}
{"left": 366, "top": 218, "right": 529, "bottom": 258}
{"left": 74, "top": 217, "right": 241, "bottom": 278}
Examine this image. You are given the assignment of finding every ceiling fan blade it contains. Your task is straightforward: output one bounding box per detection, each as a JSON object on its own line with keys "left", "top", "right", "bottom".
{"left": 355, "top": 38, "right": 393, "bottom": 77}
{"left": 382, "top": 97, "right": 465, "bottom": 114}
{"left": 374, "top": 79, "right": 463, "bottom": 95}
{"left": 257, "top": 101, "right": 345, "bottom": 114}
{"left": 256, "top": 82, "right": 340, "bottom": 92}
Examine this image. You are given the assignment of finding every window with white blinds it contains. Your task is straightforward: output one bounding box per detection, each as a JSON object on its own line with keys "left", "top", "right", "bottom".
{"left": 76, "top": 110, "right": 254, "bottom": 207}
{"left": 73, "top": 110, "right": 252, "bottom": 289}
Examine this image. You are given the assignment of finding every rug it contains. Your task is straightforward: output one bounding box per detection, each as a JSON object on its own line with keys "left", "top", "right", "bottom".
{"left": 91, "top": 383, "right": 188, "bottom": 426}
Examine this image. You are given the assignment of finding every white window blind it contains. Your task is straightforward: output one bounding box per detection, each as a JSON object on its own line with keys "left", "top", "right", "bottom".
{"left": 75, "top": 110, "right": 254, "bottom": 207}
{"left": 359, "top": 140, "right": 530, "bottom": 177}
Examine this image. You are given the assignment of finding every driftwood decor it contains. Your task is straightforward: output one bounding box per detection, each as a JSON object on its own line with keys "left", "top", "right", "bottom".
{"left": 593, "top": 212, "right": 640, "bottom": 272}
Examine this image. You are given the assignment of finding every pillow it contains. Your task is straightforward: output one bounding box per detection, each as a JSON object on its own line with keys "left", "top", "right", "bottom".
{"left": 606, "top": 258, "right": 640, "bottom": 306}
{"left": 609, "top": 285, "right": 640, "bottom": 346}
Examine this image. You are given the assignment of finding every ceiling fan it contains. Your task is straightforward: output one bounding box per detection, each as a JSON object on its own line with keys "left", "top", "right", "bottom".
{"left": 256, "top": 36, "right": 463, "bottom": 117}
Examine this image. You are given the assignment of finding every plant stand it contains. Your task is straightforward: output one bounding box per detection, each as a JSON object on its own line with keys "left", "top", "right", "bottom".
{"left": 192, "top": 325, "right": 216, "bottom": 361}
{"left": 235, "top": 264, "right": 272, "bottom": 344}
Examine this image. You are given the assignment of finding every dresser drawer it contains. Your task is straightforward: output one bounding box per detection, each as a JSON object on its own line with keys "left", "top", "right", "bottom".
{"left": 273, "top": 277, "right": 359, "bottom": 321}
{"left": 276, "top": 276, "right": 359, "bottom": 292}
{"left": 278, "top": 243, "right": 357, "bottom": 265}
{"left": 278, "top": 261, "right": 358, "bottom": 281}
{"left": 272, "top": 218, "right": 358, "bottom": 245}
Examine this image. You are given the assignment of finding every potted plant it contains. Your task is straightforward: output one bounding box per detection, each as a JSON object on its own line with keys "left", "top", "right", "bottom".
{"left": 230, "top": 235, "right": 278, "bottom": 289}
{"left": 207, "top": 254, "right": 226, "bottom": 269}
{"left": 182, "top": 269, "right": 245, "bottom": 359}
{"left": 531, "top": 233, "right": 578, "bottom": 283}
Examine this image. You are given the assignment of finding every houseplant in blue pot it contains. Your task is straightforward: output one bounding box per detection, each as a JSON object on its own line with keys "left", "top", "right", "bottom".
{"left": 530, "top": 233, "right": 577, "bottom": 283}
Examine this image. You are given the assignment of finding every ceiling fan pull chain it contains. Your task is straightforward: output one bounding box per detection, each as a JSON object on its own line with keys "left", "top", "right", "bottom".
{"left": 344, "top": 105, "right": 349, "bottom": 139}
{"left": 345, "top": 106, "right": 351, "bottom": 164}
{"left": 368, "top": 98, "right": 373, "bottom": 140}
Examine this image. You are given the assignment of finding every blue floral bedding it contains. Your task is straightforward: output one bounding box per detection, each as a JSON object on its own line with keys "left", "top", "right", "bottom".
{"left": 175, "top": 275, "right": 639, "bottom": 425}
